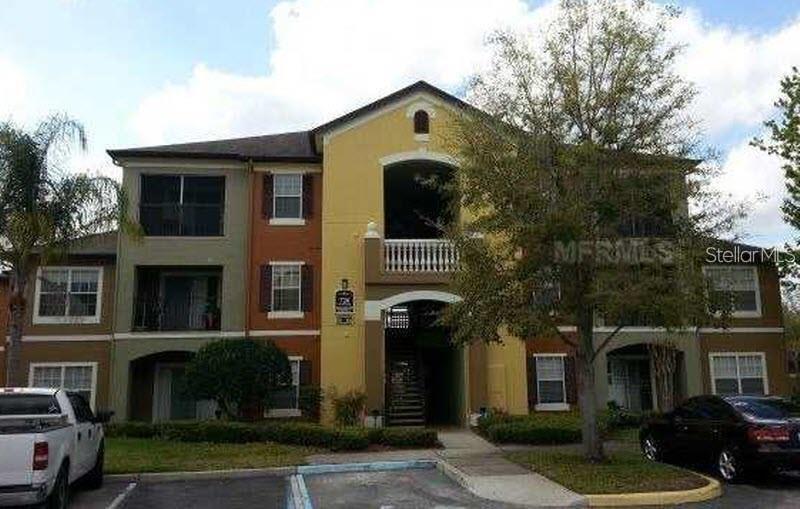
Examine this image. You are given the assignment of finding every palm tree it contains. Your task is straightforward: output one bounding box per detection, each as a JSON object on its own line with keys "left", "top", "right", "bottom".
{"left": 0, "top": 114, "right": 132, "bottom": 386}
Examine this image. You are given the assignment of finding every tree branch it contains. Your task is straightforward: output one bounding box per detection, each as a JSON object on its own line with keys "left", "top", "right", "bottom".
{"left": 591, "top": 324, "right": 624, "bottom": 362}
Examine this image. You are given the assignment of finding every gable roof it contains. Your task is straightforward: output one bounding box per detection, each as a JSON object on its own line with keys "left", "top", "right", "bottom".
{"left": 107, "top": 131, "right": 319, "bottom": 163}
{"left": 311, "top": 80, "right": 473, "bottom": 137}
{"left": 106, "top": 81, "right": 472, "bottom": 163}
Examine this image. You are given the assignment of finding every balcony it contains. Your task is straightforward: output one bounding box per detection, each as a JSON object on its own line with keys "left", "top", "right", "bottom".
{"left": 133, "top": 266, "right": 221, "bottom": 332}
{"left": 384, "top": 239, "right": 459, "bottom": 273}
{"left": 364, "top": 223, "right": 457, "bottom": 285}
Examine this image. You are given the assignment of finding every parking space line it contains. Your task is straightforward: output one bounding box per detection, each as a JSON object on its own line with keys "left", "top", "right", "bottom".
{"left": 287, "top": 474, "right": 313, "bottom": 509}
{"left": 106, "top": 482, "right": 137, "bottom": 509}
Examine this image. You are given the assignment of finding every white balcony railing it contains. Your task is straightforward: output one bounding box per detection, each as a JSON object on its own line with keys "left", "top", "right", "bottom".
{"left": 384, "top": 239, "right": 458, "bottom": 273}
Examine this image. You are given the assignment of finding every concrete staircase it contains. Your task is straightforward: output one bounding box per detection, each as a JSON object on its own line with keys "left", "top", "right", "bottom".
{"left": 385, "top": 334, "right": 426, "bottom": 426}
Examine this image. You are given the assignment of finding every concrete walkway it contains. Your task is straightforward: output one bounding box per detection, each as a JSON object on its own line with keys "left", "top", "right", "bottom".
{"left": 307, "top": 430, "right": 586, "bottom": 508}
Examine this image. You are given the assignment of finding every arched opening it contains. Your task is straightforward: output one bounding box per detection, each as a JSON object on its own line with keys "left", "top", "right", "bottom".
{"left": 128, "top": 350, "right": 216, "bottom": 422}
{"left": 413, "top": 110, "right": 430, "bottom": 134}
{"left": 384, "top": 300, "right": 464, "bottom": 426}
{"left": 383, "top": 160, "right": 455, "bottom": 239}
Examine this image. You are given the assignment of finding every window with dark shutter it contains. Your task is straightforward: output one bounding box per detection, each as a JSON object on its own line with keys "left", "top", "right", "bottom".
{"left": 301, "top": 265, "right": 313, "bottom": 312}
{"left": 259, "top": 264, "right": 271, "bottom": 312}
{"left": 413, "top": 110, "right": 429, "bottom": 134}
{"left": 262, "top": 174, "right": 273, "bottom": 219}
{"left": 565, "top": 356, "right": 577, "bottom": 405}
{"left": 527, "top": 356, "right": 537, "bottom": 410}
{"left": 302, "top": 175, "right": 313, "bottom": 219}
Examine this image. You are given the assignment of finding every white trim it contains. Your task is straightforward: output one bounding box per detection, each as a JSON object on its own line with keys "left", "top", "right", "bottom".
{"left": 266, "top": 357, "right": 302, "bottom": 416}
{"left": 20, "top": 335, "right": 112, "bottom": 342}
{"left": 533, "top": 354, "right": 568, "bottom": 408}
{"left": 322, "top": 91, "right": 460, "bottom": 143}
{"left": 28, "top": 361, "right": 98, "bottom": 410}
{"left": 268, "top": 261, "right": 307, "bottom": 266}
{"left": 272, "top": 172, "right": 304, "bottom": 221}
{"left": 703, "top": 265, "right": 762, "bottom": 318}
{"left": 269, "top": 218, "right": 306, "bottom": 226}
{"left": 364, "top": 290, "right": 462, "bottom": 320}
{"left": 405, "top": 101, "right": 437, "bottom": 119}
{"left": 113, "top": 331, "right": 245, "bottom": 340}
{"left": 413, "top": 133, "right": 430, "bottom": 142}
{"left": 258, "top": 167, "right": 319, "bottom": 174}
{"left": 271, "top": 262, "right": 304, "bottom": 315}
{"left": 268, "top": 311, "right": 305, "bottom": 320}
{"left": 708, "top": 352, "right": 769, "bottom": 396}
{"left": 33, "top": 266, "right": 104, "bottom": 325}
{"left": 535, "top": 403, "right": 570, "bottom": 411}
{"left": 379, "top": 149, "right": 457, "bottom": 168}
{"left": 248, "top": 330, "right": 320, "bottom": 337}
{"left": 119, "top": 159, "right": 244, "bottom": 169}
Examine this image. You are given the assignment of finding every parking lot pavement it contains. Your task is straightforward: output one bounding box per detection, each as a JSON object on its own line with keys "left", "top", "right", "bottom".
{"left": 68, "top": 475, "right": 286, "bottom": 509}
{"left": 680, "top": 472, "right": 800, "bottom": 509}
{"left": 303, "top": 468, "right": 524, "bottom": 508}
{"left": 70, "top": 480, "right": 136, "bottom": 509}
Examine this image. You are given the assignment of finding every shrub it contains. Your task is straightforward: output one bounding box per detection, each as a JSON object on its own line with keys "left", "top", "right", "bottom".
{"left": 299, "top": 386, "right": 324, "bottom": 423}
{"left": 476, "top": 410, "right": 611, "bottom": 445}
{"left": 332, "top": 390, "right": 366, "bottom": 426}
{"left": 604, "top": 401, "right": 644, "bottom": 429}
{"left": 105, "top": 421, "right": 158, "bottom": 439}
{"left": 105, "top": 420, "right": 437, "bottom": 451}
{"left": 367, "top": 427, "right": 439, "bottom": 448}
{"left": 184, "top": 339, "right": 291, "bottom": 420}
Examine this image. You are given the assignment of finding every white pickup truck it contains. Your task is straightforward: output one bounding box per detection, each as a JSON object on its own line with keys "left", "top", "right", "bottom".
{"left": 0, "top": 388, "right": 110, "bottom": 508}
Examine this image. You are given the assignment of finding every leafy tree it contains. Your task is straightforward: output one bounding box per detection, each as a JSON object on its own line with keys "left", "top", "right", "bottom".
{"left": 443, "top": 0, "right": 739, "bottom": 461}
{"left": 184, "top": 339, "right": 292, "bottom": 420}
{"left": 1, "top": 114, "right": 131, "bottom": 386}
{"left": 753, "top": 67, "right": 800, "bottom": 284}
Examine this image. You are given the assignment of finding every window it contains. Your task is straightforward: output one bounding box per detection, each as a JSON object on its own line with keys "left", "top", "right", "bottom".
{"left": 710, "top": 353, "right": 767, "bottom": 396}
{"left": 535, "top": 355, "right": 566, "bottom": 406}
{"left": 30, "top": 363, "right": 97, "bottom": 409}
{"left": 273, "top": 174, "right": 303, "bottom": 219}
{"left": 140, "top": 175, "right": 225, "bottom": 236}
{"left": 413, "top": 110, "right": 429, "bottom": 134}
{"left": 34, "top": 267, "right": 102, "bottom": 324}
{"left": 704, "top": 266, "right": 760, "bottom": 316}
{"left": 272, "top": 263, "right": 302, "bottom": 313}
{"left": 269, "top": 358, "right": 300, "bottom": 415}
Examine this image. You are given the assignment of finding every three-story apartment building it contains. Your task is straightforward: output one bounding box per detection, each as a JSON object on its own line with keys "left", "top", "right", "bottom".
{"left": 1, "top": 81, "right": 790, "bottom": 425}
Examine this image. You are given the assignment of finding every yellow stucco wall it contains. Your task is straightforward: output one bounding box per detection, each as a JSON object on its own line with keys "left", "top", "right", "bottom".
{"left": 319, "top": 93, "right": 528, "bottom": 420}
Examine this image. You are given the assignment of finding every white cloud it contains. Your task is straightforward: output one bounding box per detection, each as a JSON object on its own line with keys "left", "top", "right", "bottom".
{"left": 0, "top": 55, "right": 30, "bottom": 122}
{"left": 131, "top": 0, "right": 536, "bottom": 145}
{"left": 713, "top": 136, "right": 791, "bottom": 245}
{"left": 127, "top": 0, "right": 800, "bottom": 245}
{"left": 672, "top": 9, "right": 800, "bottom": 137}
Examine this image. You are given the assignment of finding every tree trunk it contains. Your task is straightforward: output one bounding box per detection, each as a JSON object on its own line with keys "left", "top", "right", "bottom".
{"left": 5, "top": 272, "right": 26, "bottom": 387}
{"left": 577, "top": 303, "right": 605, "bottom": 462}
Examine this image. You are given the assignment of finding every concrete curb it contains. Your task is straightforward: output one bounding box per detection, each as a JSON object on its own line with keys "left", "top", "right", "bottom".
{"left": 106, "top": 466, "right": 297, "bottom": 483}
{"left": 584, "top": 474, "right": 722, "bottom": 507}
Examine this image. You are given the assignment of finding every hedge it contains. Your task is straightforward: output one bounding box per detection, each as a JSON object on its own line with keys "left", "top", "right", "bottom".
{"left": 106, "top": 421, "right": 437, "bottom": 451}
{"left": 476, "top": 410, "right": 613, "bottom": 445}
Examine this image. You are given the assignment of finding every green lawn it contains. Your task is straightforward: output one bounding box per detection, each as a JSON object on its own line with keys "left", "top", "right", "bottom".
{"left": 105, "top": 438, "right": 319, "bottom": 474}
{"left": 507, "top": 449, "right": 708, "bottom": 495}
{"left": 605, "top": 426, "right": 639, "bottom": 443}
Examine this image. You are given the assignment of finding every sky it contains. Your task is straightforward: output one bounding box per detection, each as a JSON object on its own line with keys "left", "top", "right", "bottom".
{"left": 1, "top": 0, "right": 799, "bottom": 246}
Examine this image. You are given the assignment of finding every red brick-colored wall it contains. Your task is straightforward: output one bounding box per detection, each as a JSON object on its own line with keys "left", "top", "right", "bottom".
{"left": 248, "top": 170, "right": 322, "bottom": 377}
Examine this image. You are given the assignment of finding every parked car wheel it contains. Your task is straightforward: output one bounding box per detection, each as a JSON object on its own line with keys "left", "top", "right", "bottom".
{"left": 46, "top": 465, "right": 69, "bottom": 509}
{"left": 84, "top": 442, "right": 104, "bottom": 489}
{"left": 641, "top": 435, "right": 662, "bottom": 462}
{"left": 717, "top": 447, "right": 742, "bottom": 482}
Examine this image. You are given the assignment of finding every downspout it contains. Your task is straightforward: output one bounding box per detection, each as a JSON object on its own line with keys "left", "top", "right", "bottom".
{"left": 110, "top": 157, "right": 124, "bottom": 418}
{"left": 244, "top": 159, "right": 254, "bottom": 339}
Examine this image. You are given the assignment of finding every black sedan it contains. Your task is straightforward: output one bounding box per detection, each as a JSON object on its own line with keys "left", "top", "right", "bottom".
{"left": 640, "top": 395, "right": 800, "bottom": 482}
